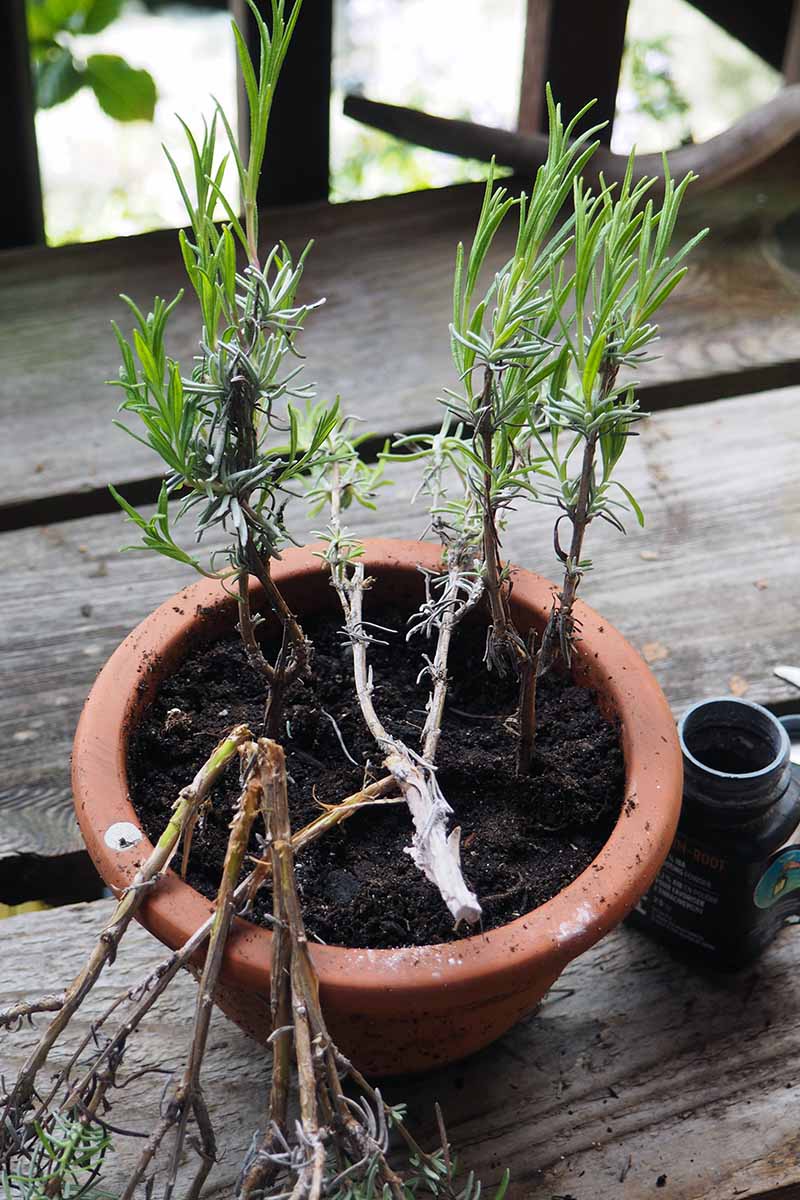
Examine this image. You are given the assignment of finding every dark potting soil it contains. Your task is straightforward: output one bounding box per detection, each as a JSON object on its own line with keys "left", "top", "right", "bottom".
{"left": 129, "top": 605, "right": 625, "bottom": 949}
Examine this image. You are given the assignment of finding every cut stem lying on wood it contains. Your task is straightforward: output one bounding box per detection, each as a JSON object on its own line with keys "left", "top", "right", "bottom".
{"left": 0, "top": 769, "right": 402, "bottom": 1190}
{"left": 0, "top": 723, "right": 251, "bottom": 1141}
{"left": 239, "top": 741, "right": 501, "bottom": 1200}
{"left": 2, "top": 745, "right": 505, "bottom": 1198}
{"left": 123, "top": 742, "right": 262, "bottom": 1200}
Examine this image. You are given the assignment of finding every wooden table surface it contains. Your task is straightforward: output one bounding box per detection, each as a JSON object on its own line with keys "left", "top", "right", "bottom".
{"left": 1, "top": 172, "right": 800, "bottom": 1198}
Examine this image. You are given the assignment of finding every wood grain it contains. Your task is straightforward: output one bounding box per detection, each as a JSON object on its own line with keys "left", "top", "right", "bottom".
{"left": 4, "top": 897, "right": 800, "bottom": 1199}
{"left": 3, "top": 174, "right": 800, "bottom": 520}
{"left": 1, "top": 386, "right": 799, "bottom": 870}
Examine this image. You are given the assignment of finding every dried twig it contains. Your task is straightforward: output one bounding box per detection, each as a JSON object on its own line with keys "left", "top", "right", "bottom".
{"left": 3, "top": 746, "right": 505, "bottom": 1200}
{"left": 240, "top": 741, "right": 409, "bottom": 1200}
{"left": 1, "top": 724, "right": 251, "bottom": 1142}
{"left": 412, "top": 556, "right": 484, "bottom": 765}
{"left": 238, "top": 567, "right": 276, "bottom": 686}
{"left": 0, "top": 995, "right": 67, "bottom": 1031}
{"left": 124, "top": 742, "right": 262, "bottom": 1200}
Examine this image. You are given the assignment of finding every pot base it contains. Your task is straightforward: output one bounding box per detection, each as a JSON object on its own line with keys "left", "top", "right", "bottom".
{"left": 198, "top": 962, "right": 563, "bottom": 1076}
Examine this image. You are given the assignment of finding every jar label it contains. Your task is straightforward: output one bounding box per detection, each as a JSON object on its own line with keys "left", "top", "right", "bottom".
{"left": 754, "top": 844, "right": 800, "bottom": 908}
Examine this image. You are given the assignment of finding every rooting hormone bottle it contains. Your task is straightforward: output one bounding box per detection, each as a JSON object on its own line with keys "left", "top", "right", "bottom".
{"left": 630, "top": 697, "right": 800, "bottom": 969}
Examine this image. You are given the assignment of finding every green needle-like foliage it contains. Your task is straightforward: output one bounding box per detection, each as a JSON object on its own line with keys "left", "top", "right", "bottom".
{"left": 394, "top": 86, "right": 706, "bottom": 762}
{"left": 532, "top": 152, "right": 707, "bottom": 675}
{"left": 108, "top": 0, "right": 344, "bottom": 698}
{"left": 2, "top": 1114, "right": 113, "bottom": 1199}
{"left": 413, "top": 89, "right": 609, "bottom": 675}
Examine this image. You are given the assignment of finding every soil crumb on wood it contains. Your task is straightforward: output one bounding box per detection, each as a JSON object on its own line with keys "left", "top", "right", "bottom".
{"left": 129, "top": 605, "right": 624, "bottom": 949}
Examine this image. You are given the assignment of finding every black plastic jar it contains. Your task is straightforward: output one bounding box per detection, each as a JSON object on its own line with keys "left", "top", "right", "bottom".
{"left": 629, "top": 696, "right": 800, "bottom": 969}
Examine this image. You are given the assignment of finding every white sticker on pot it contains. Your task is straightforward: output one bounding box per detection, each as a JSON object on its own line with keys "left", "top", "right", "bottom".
{"left": 104, "top": 822, "right": 144, "bottom": 851}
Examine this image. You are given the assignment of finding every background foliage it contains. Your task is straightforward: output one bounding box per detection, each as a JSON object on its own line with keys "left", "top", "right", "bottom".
{"left": 29, "top": 0, "right": 778, "bottom": 245}
{"left": 28, "top": 0, "right": 156, "bottom": 121}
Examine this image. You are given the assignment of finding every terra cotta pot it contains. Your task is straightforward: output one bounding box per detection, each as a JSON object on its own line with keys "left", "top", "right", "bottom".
{"left": 72, "top": 539, "right": 682, "bottom": 1075}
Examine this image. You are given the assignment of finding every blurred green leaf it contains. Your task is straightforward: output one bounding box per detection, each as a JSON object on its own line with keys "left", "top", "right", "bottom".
{"left": 27, "top": 0, "right": 82, "bottom": 42}
{"left": 83, "top": 0, "right": 123, "bottom": 34}
{"left": 34, "top": 47, "right": 84, "bottom": 108}
{"left": 85, "top": 54, "right": 156, "bottom": 121}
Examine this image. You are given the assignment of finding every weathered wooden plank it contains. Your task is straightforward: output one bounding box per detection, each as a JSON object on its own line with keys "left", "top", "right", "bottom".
{"left": 2, "top": 175, "right": 800, "bottom": 521}
{"left": 1, "top": 386, "right": 798, "bottom": 874}
{"left": 3, "top": 897, "right": 800, "bottom": 1199}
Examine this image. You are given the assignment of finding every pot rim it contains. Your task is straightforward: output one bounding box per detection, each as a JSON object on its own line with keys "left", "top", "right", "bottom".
{"left": 72, "top": 538, "right": 682, "bottom": 1003}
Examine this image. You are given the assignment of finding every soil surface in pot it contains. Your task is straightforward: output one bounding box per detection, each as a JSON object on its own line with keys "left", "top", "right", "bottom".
{"left": 129, "top": 606, "right": 624, "bottom": 949}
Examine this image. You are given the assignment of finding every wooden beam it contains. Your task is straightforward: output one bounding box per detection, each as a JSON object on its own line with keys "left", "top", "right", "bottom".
{"left": 538, "top": 0, "right": 630, "bottom": 143}
{"left": 234, "top": 0, "right": 332, "bottom": 206}
{"left": 1, "top": 0, "right": 45, "bottom": 248}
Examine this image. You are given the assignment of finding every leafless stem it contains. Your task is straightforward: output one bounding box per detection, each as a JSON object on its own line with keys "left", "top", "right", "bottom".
{"left": 1, "top": 725, "right": 251, "bottom": 1143}
{"left": 334, "top": 561, "right": 480, "bottom": 926}
{"left": 246, "top": 546, "right": 310, "bottom": 681}
{"left": 0, "top": 995, "right": 66, "bottom": 1030}
{"left": 516, "top": 628, "right": 538, "bottom": 776}
{"left": 264, "top": 619, "right": 291, "bottom": 741}
{"left": 293, "top": 775, "right": 399, "bottom": 849}
{"left": 245, "top": 740, "right": 407, "bottom": 1200}
{"left": 320, "top": 457, "right": 479, "bottom": 924}
{"left": 125, "top": 743, "right": 261, "bottom": 1200}
{"left": 237, "top": 743, "right": 294, "bottom": 1200}
{"left": 417, "top": 559, "right": 484, "bottom": 764}
{"left": 54, "top": 777, "right": 393, "bottom": 1134}
{"left": 238, "top": 568, "right": 276, "bottom": 685}
{"left": 475, "top": 370, "right": 528, "bottom": 677}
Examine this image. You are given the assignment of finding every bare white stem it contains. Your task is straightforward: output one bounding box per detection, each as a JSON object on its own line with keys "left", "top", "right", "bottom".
{"left": 420, "top": 612, "right": 455, "bottom": 763}
{"left": 418, "top": 561, "right": 484, "bottom": 763}
{"left": 335, "top": 561, "right": 480, "bottom": 926}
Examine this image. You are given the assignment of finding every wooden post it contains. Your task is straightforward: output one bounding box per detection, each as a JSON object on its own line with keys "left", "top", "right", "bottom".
{"left": 233, "top": 0, "right": 332, "bottom": 207}
{"left": 1, "top": 0, "right": 45, "bottom": 248}
{"left": 518, "top": 0, "right": 552, "bottom": 134}
{"left": 784, "top": 0, "right": 800, "bottom": 81}
{"left": 527, "top": 0, "right": 630, "bottom": 144}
